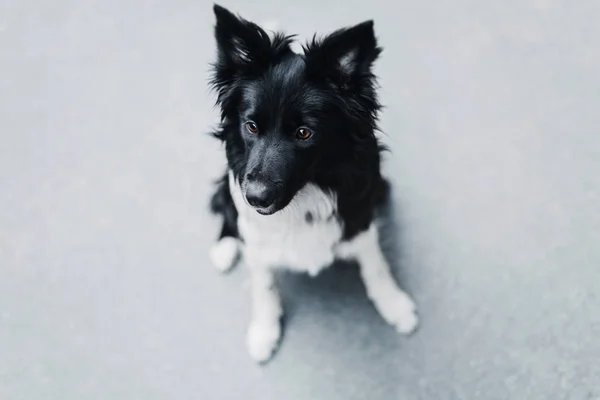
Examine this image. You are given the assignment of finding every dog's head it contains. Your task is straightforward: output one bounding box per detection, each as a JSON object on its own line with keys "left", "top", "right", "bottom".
{"left": 210, "top": 4, "right": 381, "bottom": 215}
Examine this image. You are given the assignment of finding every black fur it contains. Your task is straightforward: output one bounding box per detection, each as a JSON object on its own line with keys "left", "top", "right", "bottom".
{"left": 209, "top": 174, "right": 239, "bottom": 241}
{"left": 209, "top": 4, "right": 389, "bottom": 241}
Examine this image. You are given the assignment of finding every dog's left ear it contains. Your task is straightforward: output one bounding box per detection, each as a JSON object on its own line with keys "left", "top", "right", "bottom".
{"left": 304, "top": 20, "right": 381, "bottom": 90}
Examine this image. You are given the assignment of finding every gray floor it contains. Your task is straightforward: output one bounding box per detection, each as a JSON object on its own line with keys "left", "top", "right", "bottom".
{"left": 1, "top": 1, "right": 599, "bottom": 399}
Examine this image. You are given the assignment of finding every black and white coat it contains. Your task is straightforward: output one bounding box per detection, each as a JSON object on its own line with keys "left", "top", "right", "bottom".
{"left": 208, "top": 5, "right": 418, "bottom": 363}
{"left": 210, "top": 171, "right": 418, "bottom": 363}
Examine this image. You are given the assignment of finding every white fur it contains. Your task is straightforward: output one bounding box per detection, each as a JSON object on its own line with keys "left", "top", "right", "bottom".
{"left": 247, "top": 318, "right": 281, "bottom": 362}
{"left": 229, "top": 172, "right": 342, "bottom": 276}
{"left": 246, "top": 266, "right": 283, "bottom": 362}
{"left": 222, "top": 171, "right": 418, "bottom": 362}
{"left": 210, "top": 237, "right": 240, "bottom": 272}
{"left": 337, "top": 225, "right": 419, "bottom": 334}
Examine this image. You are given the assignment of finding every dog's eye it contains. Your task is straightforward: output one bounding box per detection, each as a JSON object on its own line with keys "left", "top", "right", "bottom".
{"left": 245, "top": 122, "right": 259, "bottom": 134}
{"left": 296, "top": 127, "right": 312, "bottom": 140}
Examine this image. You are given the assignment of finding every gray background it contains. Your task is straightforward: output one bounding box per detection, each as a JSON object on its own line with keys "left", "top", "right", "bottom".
{"left": 1, "top": 0, "right": 599, "bottom": 399}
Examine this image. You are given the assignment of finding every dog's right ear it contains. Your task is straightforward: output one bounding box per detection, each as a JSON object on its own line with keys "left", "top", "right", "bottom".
{"left": 211, "top": 5, "right": 293, "bottom": 109}
{"left": 213, "top": 5, "right": 272, "bottom": 70}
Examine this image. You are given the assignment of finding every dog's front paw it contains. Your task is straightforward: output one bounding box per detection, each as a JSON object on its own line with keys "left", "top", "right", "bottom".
{"left": 375, "top": 291, "right": 419, "bottom": 335}
{"left": 246, "top": 319, "right": 281, "bottom": 363}
{"left": 210, "top": 237, "right": 240, "bottom": 272}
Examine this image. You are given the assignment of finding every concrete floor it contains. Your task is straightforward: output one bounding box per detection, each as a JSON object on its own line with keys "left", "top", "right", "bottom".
{"left": 1, "top": 1, "right": 599, "bottom": 399}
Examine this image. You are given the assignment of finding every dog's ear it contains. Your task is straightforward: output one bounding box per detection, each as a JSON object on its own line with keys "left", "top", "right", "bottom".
{"left": 303, "top": 20, "right": 381, "bottom": 90}
{"left": 211, "top": 5, "right": 294, "bottom": 110}
{"left": 212, "top": 5, "right": 273, "bottom": 70}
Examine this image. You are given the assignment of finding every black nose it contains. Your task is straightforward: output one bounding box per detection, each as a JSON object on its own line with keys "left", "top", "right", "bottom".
{"left": 245, "top": 181, "right": 276, "bottom": 209}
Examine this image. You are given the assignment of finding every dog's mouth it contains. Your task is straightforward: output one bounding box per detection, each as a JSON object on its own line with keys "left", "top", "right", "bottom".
{"left": 255, "top": 206, "right": 278, "bottom": 216}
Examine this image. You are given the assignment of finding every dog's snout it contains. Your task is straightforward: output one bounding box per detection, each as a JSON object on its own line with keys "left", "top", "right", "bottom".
{"left": 245, "top": 181, "right": 276, "bottom": 209}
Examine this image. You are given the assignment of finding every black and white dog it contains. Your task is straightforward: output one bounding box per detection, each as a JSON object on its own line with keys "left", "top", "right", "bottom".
{"left": 208, "top": 4, "right": 418, "bottom": 363}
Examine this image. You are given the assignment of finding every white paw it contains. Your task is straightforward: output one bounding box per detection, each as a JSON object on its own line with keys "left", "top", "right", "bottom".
{"left": 375, "top": 292, "right": 419, "bottom": 335}
{"left": 210, "top": 237, "right": 240, "bottom": 272}
{"left": 246, "top": 320, "right": 281, "bottom": 363}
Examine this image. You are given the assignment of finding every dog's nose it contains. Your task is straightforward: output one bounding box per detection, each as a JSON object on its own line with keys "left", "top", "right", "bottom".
{"left": 245, "top": 181, "right": 276, "bottom": 209}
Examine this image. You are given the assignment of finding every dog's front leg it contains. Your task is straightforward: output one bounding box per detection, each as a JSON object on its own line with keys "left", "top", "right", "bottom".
{"left": 246, "top": 261, "right": 283, "bottom": 363}
{"left": 339, "top": 224, "right": 419, "bottom": 334}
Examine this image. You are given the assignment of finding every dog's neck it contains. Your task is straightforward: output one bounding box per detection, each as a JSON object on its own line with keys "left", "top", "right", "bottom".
{"left": 228, "top": 171, "right": 338, "bottom": 224}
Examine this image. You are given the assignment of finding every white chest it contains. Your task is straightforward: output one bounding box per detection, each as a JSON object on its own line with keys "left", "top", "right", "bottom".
{"left": 229, "top": 172, "right": 343, "bottom": 275}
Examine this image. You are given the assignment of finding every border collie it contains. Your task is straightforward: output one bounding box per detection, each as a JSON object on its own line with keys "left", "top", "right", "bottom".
{"left": 208, "top": 4, "right": 418, "bottom": 363}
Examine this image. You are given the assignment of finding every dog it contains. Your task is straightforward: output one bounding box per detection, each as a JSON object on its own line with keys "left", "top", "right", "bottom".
{"left": 207, "top": 4, "right": 418, "bottom": 363}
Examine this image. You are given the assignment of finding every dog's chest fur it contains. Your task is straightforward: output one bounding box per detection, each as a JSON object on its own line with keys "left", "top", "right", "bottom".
{"left": 228, "top": 172, "right": 343, "bottom": 275}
